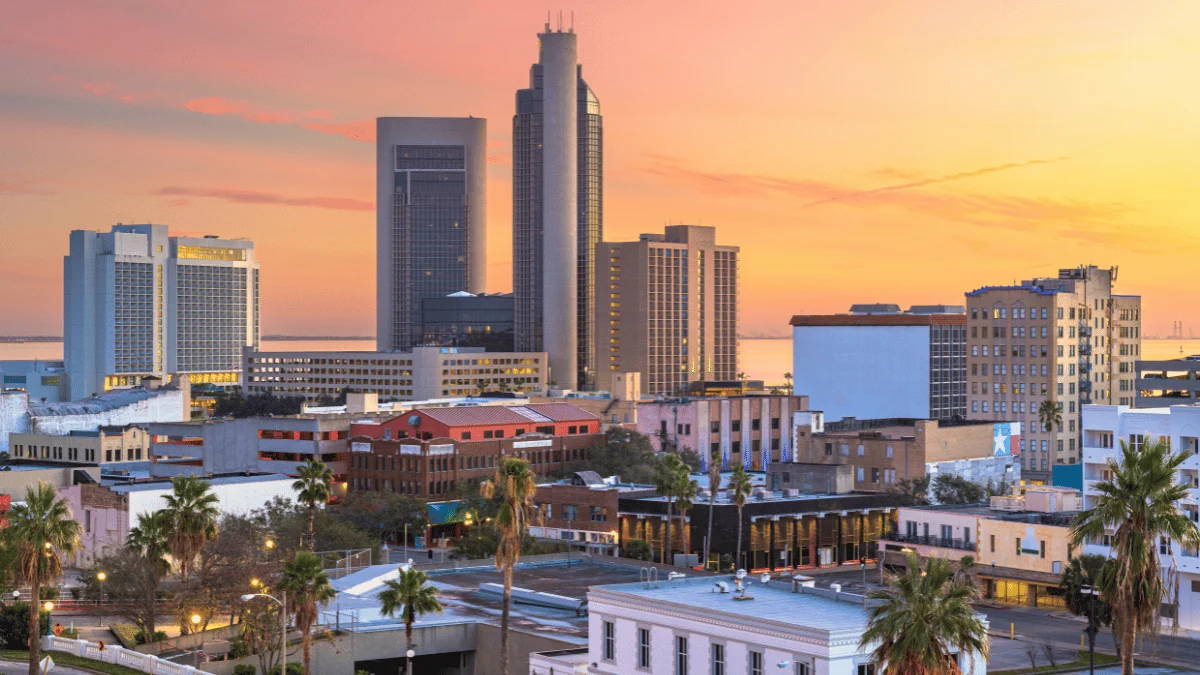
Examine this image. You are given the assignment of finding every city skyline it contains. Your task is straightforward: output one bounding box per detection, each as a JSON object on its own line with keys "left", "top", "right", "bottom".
{"left": 3, "top": 1, "right": 1199, "bottom": 337}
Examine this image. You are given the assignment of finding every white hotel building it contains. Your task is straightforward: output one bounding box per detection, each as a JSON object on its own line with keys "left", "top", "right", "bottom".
{"left": 1082, "top": 403, "right": 1200, "bottom": 629}
{"left": 64, "top": 224, "right": 259, "bottom": 400}
{"left": 531, "top": 576, "right": 987, "bottom": 675}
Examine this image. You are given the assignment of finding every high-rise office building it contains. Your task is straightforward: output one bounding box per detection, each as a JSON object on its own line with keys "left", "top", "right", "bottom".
{"left": 420, "top": 292, "right": 515, "bottom": 352}
{"left": 513, "top": 24, "right": 603, "bottom": 390}
{"left": 964, "top": 265, "right": 1141, "bottom": 483}
{"left": 64, "top": 224, "right": 259, "bottom": 400}
{"left": 376, "top": 117, "right": 487, "bottom": 353}
{"left": 597, "top": 225, "right": 738, "bottom": 396}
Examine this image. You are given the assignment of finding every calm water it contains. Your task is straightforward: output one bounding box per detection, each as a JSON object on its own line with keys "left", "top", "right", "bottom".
{"left": 4, "top": 337, "right": 1198, "bottom": 389}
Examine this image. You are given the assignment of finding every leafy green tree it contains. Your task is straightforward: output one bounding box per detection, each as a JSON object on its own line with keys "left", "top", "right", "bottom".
{"left": 1069, "top": 438, "right": 1200, "bottom": 675}
{"left": 621, "top": 539, "right": 653, "bottom": 562}
{"left": 162, "top": 476, "right": 220, "bottom": 582}
{"left": 255, "top": 496, "right": 376, "bottom": 555}
{"left": 678, "top": 449, "right": 702, "bottom": 472}
{"left": 81, "top": 551, "right": 159, "bottom": 638}
{"left": 0, "top": 602, "right": 48, "bottom": 650}
{"left": 1060, "top": 554, "right": 1116, "bottom": 659}
{"left": 378, "top": 567, "right": 444, "bottom": 675}
{"left": 214, "top": 389, "right": 306, "bottom": 417}
{"left": 125, "top": 510, "right": 171, "bottom": 636}
{"left": 278, "top": 551, "right": 337, "bottom": 675}
{"left": 329, "top": 491, "right": 426, "bottom": 544}
{"left": 860, "top": 551, "right": 989, "bottom": 675}
{"left": 893, "top": 475, "right": 931, "bottom": 506}
{"left": 480, "top": 458, "right": 536, "bottom": 675}
{"left": 7, "top": 483, "right": 81, "bottom": 675}
{"left": 293, "top": 459, "right": 333, "bottom": 551}
{"left": 932, "top": 474, "right": 987, "bottom": 505}
{"left": 577, "top": 427, "right": 657, "bottom": 484}
{"left": 1038, "top": 398, "right": 1062, "bottom": 432}
{"left": 727, "top": 464, "right": 753, "bottom": 570}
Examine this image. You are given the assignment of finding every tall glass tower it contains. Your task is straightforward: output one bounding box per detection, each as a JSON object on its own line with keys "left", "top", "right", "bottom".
{"left": 513, "top": 26, "right": 603, "bottom": 390}
{"left": 375, "top": 118, "right": 487, "bottom": 353}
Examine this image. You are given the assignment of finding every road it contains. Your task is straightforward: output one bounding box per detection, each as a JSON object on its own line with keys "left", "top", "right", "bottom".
{"left": 807, "top": 567, "right": 1200, "bottom": 668}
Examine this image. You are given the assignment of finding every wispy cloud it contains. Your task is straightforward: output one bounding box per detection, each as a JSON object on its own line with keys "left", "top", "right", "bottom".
{"left": 0, "top": 174, "right": 56, "bottom": 196}
{"left": 800, "top": 157, "right": 1069, "bottom": 208}
{"left": 155, "top": 187, "right": 372, "bottom": 211}
{"left": 299, "top": 120, "right": 374, "bottom": 142}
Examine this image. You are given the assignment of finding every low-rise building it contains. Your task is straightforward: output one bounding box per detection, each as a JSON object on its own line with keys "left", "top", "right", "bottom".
{"left": 537, "top": 575, "right": 987, "bottom": 675}
{"left": 0, "top": 359, "right": 67, "bottom": 403}
{"left": 881, "top": 486, "right": 1082, "bottom": 608}
{"left": 529, "top": 472, "right": 643, "bottom": 556}
{"left": 241, "top": 345, "right": 547, "bottom": 403}
{"left": 1134, "top": 358, "right": 1200, "bottom": 407}
{"left": 348, "top": 403, "right": 602, "bottom": 499}
{"left": 60, "top": 473, "right": 295, "bottom": 568}
{"left": 0, "top": 464, "right": 100, "bottom": 499}
{"left": 619, "top": 478, "right": 897, "bottom": 572}
{"left": 0, "top": 378, "right": 189, "bottom": 454}
{"left": 637, "top": 394, "right": 810, "bottom": 471}
{"left": 10, "top": 425, "right": 150, "bottom": 465}
{"left": 789, "top": 417, "right": 1021, "bottom": 495}
{"left": 1081, "top": 403, "right": 1200, "bottom": 630}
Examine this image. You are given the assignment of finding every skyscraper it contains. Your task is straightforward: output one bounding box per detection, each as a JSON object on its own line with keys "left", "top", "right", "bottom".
{"left": 64, "top": 224, "right": 259, "bottom": 400}
{"left": 598, "top": 225, "right": 739, "bottom": 396}
{"left": 513, "top": 24, "right": 603, "bottom": 390}
{"left": 376, "top": 117, "right": 487, "bottom": 352}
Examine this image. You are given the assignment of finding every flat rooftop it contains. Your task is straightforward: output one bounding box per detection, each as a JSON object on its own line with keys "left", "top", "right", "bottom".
{"left": 903, "top": 502, "right": 1077, "bottom": 524}
{"left": 109, "top": 472, "right": 290, "bottom": 493}
{"left": 28, "top": 387, "right": 176, "bottom": 416}
{"left": 596, "top": 575, "right": 870, "bottom": 632}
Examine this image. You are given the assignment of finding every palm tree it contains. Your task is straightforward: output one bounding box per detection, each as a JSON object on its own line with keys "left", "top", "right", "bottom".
{"left": 673, "top": 475, "right": 699, "bottom": 564}
{"left": 727, "top": 464, "right": 753, "bottom": 570}
{"left": 7, "top": 483, "right": 81, "bottom": 675}
{"left": 1070, "top": 438, "right": 1200, "bottom": 675}
{"left": 293, "top": 459, "right": 333, "bottom": 552}
{"left": 161, "top": 475, "right": 220, "bottom": 582}
{"left": 278, "top": 551, "right": 337, "bottom": 675}
{"left": 480, "top": 458, "right": 536, "bottom": 675}
{"left": 1060, "top": 554, "right": 1116, "bottom": 660}
{"left": 704, "top": 446, "right": 721, "bottom": 570}
{"left": 783, "top": 372, "right": 793, "bottom": 392}
{"left": 1037, "top": 399, "right": 1062, "bottom": 432}
{"left": 955, "top": 556, "right": 976, "bottom": 587}
{"left": 653, "top": 454, "right": 689, "bottom": 565}
{"left": 126, "top": 510, "right": 172, "bottom": 638}
{"left": 860, "top": 551, "right": 989, "bottom": 675}
{"left": 378, "top": 567, "right": 444, "bottom": 675}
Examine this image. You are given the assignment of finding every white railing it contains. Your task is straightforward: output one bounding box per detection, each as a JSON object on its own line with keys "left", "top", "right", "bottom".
{"left": 41, "top": 635, "right": 206, "bottom": 675}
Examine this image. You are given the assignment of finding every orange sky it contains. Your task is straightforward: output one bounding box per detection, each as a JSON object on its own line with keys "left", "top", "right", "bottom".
{"left": 2, "top": 1, "right": 1199, "bottom": 337}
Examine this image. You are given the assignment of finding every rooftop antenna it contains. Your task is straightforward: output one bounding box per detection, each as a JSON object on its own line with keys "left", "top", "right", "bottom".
{"left": 546, "top": 11, "right": 551, "bottom": 32}
{"left": 571, "top": 10, "right": 575, "bottom": 32}
{"left": 558, "top": 10, "right": 563, "bottom": 31}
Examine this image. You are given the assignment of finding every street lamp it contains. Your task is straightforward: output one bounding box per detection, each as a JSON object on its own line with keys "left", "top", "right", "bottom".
{"left": 264, "top": 539, "right": 276, "bottom": 551}
{"left": 1082, "top": 585, "right": 1102, "bottom": 675}
{"left": 250, "top": 578, "right": 261, "bottom": 589}
{"left": 243, "top": 591, "right": 287, "bottom": 675}
{"left": 190, "top": 614, "right": 203, "bottom": 667}
{"left": 406, "top": 649, "right": 416, "bottom": 675}
{"left": 97, "top": 571, "right": 107, "bottom": 626}
{"left": 43, "top": 602, "right": 54, "bottom": 636}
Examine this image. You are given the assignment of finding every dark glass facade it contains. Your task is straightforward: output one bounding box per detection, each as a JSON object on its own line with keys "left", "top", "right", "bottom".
{"left": 389, "top": 144, "right": 470, "bottom": 351}
{"left": 420, "top": 293, "right": 515, "bottom": 352}
{"left": 513, "top": 64, "right": 603, "bottom": 388}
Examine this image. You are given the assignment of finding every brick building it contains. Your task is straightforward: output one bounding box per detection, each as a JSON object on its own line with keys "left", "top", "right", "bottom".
{"left": 348, "top": 403, "right": 603, "bottom": 498}
{"left": 637, "top": 394, "right": 810, "bottom": 471}
{"left": 789, "top": 416, "right": 1020, "bottom": 493}
{"left": 528, "top": 472, "right": 641, "bottom": 555}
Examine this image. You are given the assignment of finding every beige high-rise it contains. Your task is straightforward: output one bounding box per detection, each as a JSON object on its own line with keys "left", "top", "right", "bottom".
{"left": 965, "top": 265, "right": 1141, "bottom": 483}
{"left": 596, "top": 225, "right": 738, "bottom": 396}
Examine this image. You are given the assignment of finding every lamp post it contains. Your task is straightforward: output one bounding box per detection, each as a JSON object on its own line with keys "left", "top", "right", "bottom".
{"left": 96, "top": 571, "right": 107, "bottom": 626}
{"left": 190, "top": 614, "right": 202, "bottom": 667}
{"left": 242, "top": 591, "right": 287, "bottom": 675}
{"left": 1082, "top": 585, "right": 1101, "bottom": 675}
{"left": 406, "top": 649, "right": 416, "bottom": 675}
{"left": 43, "top": 602, "right": 54, "bottom": 637}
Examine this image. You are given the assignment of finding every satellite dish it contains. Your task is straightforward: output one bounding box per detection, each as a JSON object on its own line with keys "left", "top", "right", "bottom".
{"left": 735, "top": 569, "right": 747, "bottom": 580}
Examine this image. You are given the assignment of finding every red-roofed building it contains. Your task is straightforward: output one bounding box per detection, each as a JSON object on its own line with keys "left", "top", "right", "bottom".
{"left": 347, "top": 403, "right": 603, "bottom": 498}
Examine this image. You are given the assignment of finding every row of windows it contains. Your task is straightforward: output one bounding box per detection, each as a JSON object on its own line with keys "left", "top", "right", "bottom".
{"left": 601, "top": 623, "right": 818, "bottom": 675}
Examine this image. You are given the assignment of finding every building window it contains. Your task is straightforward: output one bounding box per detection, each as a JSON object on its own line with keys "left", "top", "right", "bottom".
{"left": 711, "top": 643, "right": 725, "bottom": 675}
{"left": 794, "top": 662, "right": 810, "bottom": 675}
{"left": 990, "top": 534, "right": 995, "bottom": 553}
{"left": 603, "top": 621, "right": 615, "bottom": 661}
{"left": 750, "top": 651, "right": 764, "bottom": 675}
{"left": 639, "top": 627, "right": 651, "bottom": 668}
{"left": 462, "top": 432, "right": 471, "bottom": 441}
{"left": 857, "top": 665, "right": 876, "bottom": 675}
{"left": 676, "top": 635, "right": 688, "bottom": 675}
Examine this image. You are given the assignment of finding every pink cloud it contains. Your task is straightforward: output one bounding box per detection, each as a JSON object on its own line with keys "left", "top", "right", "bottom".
{"left": 300, "top": 120, "right": 373, "bottom": 142}
{"left": 155, "top": 186, "right": 372, "bottom": 212}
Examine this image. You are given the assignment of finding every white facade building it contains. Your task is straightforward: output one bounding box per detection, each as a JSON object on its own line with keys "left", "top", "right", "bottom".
{"left": 532, "top": 576, "right": 987, "bottom": 675}
{"left": 1082, "top": 403, "right": 1200, "bottom": 630}
{"left": 0, "top": 359, "right": 67, "bottom": 403}
{"left": 65, "top": 224, "right": 259, "bottom": 400}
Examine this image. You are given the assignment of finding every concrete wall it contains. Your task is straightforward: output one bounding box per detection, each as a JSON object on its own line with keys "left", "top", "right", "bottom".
{"left": 977, "top": 518, "right": 1072, "bottom": 576}
{"left": 474, "top": 623, "right": 580, "bottom": 675}
{"left": 125, "top": 476, "right": 295, "bottom": 522}
{"left": 0, "top": 466, "right": 99, "bottom": 498}
{"left": 793, "top": 325, "right": 931, "bottom": 422}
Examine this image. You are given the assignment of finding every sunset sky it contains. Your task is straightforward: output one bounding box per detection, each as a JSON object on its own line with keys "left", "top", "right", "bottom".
{"left": 2, "top": 1, "right": 1198, "bottom": 337}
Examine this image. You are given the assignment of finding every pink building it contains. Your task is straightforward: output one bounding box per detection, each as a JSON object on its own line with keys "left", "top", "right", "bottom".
{"left": 60, "top": 483, "right": 130, "bottom": 568}
{"left": 636, "top": 394, "right": 810, "bottom": 471}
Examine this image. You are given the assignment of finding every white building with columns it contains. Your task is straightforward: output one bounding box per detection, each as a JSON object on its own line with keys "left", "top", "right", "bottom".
{"left": 531, "top": 575, "right": 987, "bottom": 675}
{"left": 1081, "top": 403, "right": 1200, "bottom": 630}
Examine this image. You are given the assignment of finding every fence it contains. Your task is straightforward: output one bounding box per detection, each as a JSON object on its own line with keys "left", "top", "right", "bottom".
{"left": 42, "top": 635, "right": 207, "bottom": 675}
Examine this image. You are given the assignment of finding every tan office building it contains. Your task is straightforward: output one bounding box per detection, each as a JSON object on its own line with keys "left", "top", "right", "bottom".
{"left": 965, "top": 265, "right": 1141, "bottom": 482}
{"left": 9, "top": 425, "right": 150, "bottom": 465}
{"left": 596, "top": 225, "right": 738, "bottom": 396}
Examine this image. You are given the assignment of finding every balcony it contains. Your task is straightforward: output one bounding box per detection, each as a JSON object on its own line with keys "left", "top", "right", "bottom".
{"left": 883, "top": 532, "right": 976, "bottom": 552}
